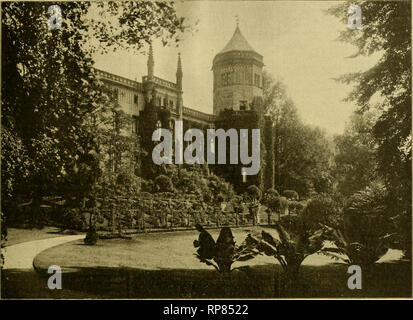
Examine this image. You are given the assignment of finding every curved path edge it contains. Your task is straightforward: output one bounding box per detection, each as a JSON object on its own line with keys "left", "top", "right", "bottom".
{"left": 2, "top": 235, "right": 85, "bottom": 270}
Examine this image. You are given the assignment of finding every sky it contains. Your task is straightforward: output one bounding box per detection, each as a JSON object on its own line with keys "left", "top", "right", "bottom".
{"left": 93, "top": 1, "right": 380, "bottom": 136}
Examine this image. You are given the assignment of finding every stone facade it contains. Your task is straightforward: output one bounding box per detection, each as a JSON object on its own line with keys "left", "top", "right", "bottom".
{"left": 97, "top": 25, "right": 274, "bottom": 191}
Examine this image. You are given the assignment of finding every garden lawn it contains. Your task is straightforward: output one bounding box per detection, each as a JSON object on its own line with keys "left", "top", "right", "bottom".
{"left": 32, "top": 227, "right": 411, "bottom": 298}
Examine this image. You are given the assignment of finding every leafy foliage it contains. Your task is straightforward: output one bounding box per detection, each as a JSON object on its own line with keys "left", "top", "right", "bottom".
{"left": 89, "top": 1, "right": 191, "bottom": 53}
{"left": 0, "top": 211, "right": 7, "bottom": 268}
{"left": 84, "top": 226, "right": 99, "bottom": 245}
{"left": 302, "top": 194, "right": 341, "bottom": 229}
{"left": 2, "top": 2, "right": 106, "bottom": 227}
{"left": 249, "top": 215, "right": 325, "bottom": 295}
{"left": 333, "top": 112, "right": 378, "bottom": 197}
{"left": 193, "top": 225, "right": 259, "bottom": 272}
{"left": 246, "top": 185, "right": 262, "bottom": 202}
{"left": 328, "top": 1, "right": 411, "bottom": 255}
{"left": 282, "top": 190, "right": 299, "bottom": 200}
{"left": 154, "top": 175, "right": 174, "bottom": 193}
{"left": 321, "top": 183, "right": 393, "bottom": 268}
{"left": 262, "top": 72, "right": 334, "bottom": 197}
{"left": 287, "top": 200, "right": 306, "bottom": 215}
{"left": 245, "top": 185, "right": 262, "bottom": 225}
{"left": 1, "top": 127, "right": 30, "bottom": 204}
{"left": 262, "top": 188, "right": 280, "bottom": 212}
{"left": 1, "top": 1, "right": 188, "bottom": 232}
{"left": 251, "top": 217, "right": 325, "bottom": 271}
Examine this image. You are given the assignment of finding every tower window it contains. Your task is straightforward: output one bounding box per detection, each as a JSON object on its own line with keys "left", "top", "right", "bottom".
{"left": 221, "top": 73, "right": 226, "bottom": 86}
{"left": 246, "top": 72, "right": 252, "bottom": 85}
{"left": 254, "top": 74, "right": 261, "bottom": 87}
{"left": 227, "top": 72, "right": 232, "bottom": 85}
{"left": 221, "top": 72, "right": 234, "bottom": 86}
{"left": 235, "top": 71, "right": 240, "bottom": 84}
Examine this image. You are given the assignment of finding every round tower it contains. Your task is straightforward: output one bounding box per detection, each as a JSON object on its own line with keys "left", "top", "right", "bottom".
{"left": 212, "top": 24, "right": 264, "bottom": 115}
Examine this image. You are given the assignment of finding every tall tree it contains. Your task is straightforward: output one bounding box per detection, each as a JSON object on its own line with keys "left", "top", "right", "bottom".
{"left": 333, "top": 111, "right": 378, "bottom": 197}
{"left": 1, "top": 1, "right": 189, "bottom": 224}
{"left": 2, "top": 2, "right": 102, "bottom": 223}
{"left": 329, "top": 1, "right": 411, "bottom": 255}
{"left": 263, "top": 72, "right": 333, "bottom": 197}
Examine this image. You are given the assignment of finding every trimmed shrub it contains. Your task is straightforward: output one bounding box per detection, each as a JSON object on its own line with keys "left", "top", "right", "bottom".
{"left": 154, "top": 175, "right": 174, "bottom": 193}
{"left": 302, "top": 194, "right": 341, "bottom": 229}
{"left": 246, "top": 185, "right": 262, "bottom": 202}
{"left": 62, "top": 208, "right": 85, "bottom": 230}
{"left": 282, "top": 190, "right": 299, "bottom": 200}
{"left": 263, "top": 188, "right": 280, "bottom": 210}
{"left": 84, "top": 227, "right": 98, "bottom": 245}
{"left": 288, "top": 200, "right": 306, "bottom": 215}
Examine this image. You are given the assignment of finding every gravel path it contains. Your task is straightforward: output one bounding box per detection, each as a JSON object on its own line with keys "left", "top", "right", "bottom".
{"left": 2, "top": 235, "right": 84, "bottom": 270}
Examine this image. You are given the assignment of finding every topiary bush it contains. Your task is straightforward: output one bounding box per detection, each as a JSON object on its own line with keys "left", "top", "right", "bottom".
{"left": 282, "top": 190, "right": 299, "bottom": 200}
{"left": 288, "top": 200, "right": 306, "bottom": 215}
{"left": 154, "top": 175, "right": 174, "bottom": 193}
{"left": 246, "top": 185, "right": 262, "bottom": 202}
{"left": 302, "top": 194, "right": 341, "bottom": 230}
{"left": 263, "top": 188, "right": 279, "bottom": 207}
{"left": 263, "top": 188, "right": 280, "bottom": 225}
{"left": 84, "top": 226, "right": 98, "bottom": 245}
{"left": 245, "top": 185, "right": 262, "bottom": 225}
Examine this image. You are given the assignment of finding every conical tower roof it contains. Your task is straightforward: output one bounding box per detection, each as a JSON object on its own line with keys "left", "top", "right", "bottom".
{"left": 219, "top": 25, "right": 257, "bottom": 54}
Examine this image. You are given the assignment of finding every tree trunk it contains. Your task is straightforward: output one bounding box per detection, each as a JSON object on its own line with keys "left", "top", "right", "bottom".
{"left": 278, "top": 265, "right": 301, "bottom": 297}
{"left": 32, "top": 191, "right": 43, "bottom": 227}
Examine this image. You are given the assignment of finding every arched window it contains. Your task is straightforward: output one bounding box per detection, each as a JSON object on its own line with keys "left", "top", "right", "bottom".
{"left": 235, "top": 70, "right": 240, "bottom": 84}
{"left": 227, "top": 72, "right": 233, "bottom": 85}
{"left": 221, "top": 73, "right": 226, "bottom": 86}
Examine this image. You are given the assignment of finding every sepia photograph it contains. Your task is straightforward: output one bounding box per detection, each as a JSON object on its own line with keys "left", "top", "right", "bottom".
{"left": 1, "top": 0, "right": 412, "bottom": 300}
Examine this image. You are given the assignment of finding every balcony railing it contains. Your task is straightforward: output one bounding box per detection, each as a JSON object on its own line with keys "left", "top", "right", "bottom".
{"left": 142, "top": 76, "right": 177, "bottom": 90}
{"left": 96, "top": 69, "right": 142, "bottom": 89}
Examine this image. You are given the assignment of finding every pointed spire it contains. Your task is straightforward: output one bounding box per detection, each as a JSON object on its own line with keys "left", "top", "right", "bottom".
{"left": 147, "top": 43, "right": 154, "bottom": 78}
{"left": 176, "top": 52, "right": 183, "bottom": 90}
{"left": 219, "top": 23, "right": 256, "bottom": 54}
{"left": 176, "top": 52, "right": 183, "bottom": 77}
